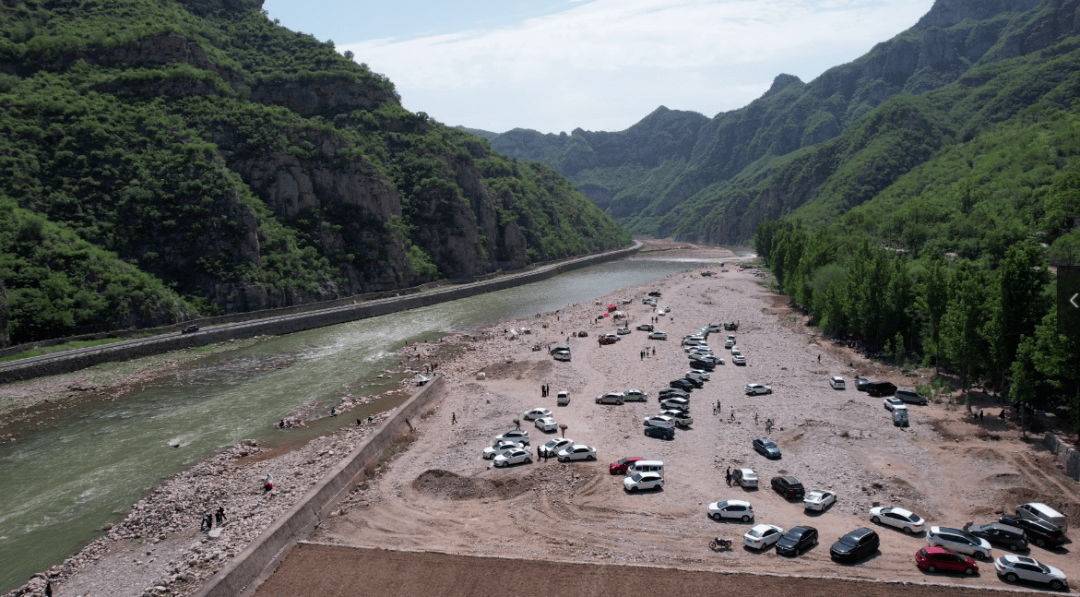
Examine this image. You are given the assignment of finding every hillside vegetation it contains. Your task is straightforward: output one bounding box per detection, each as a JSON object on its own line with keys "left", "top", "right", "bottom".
{"left": 0, "top": 0, "right": 630, "bottom": 346}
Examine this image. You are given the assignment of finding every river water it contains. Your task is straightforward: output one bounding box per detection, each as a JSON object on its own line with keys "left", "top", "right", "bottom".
{"left": 0, "top": 255, "right": 717, "bottom": 592}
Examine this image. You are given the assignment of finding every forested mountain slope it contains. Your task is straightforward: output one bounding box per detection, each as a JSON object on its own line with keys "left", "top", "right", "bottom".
{"left": 488, "top": 0, "right": 1078, "bottom": 245}
{"left": 0, "top": 0, "right": 630, "bottom": 346}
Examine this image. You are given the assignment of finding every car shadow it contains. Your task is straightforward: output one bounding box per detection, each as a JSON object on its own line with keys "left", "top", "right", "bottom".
{"left": 917, "top": 568, "right": 982, "bottom": 579}
{"left": 830, "top": 550, "right": 885, "bottom": 567}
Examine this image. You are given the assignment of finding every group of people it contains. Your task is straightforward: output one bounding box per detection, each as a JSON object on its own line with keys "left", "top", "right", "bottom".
{"left": 200, "top": 506, "right": 227, "bottom": 532}
{"left": 540, "top": 383, "right": 551, "bottom": 397}
{"left": 639, "top": 347, "right": 655, "bottom": 360}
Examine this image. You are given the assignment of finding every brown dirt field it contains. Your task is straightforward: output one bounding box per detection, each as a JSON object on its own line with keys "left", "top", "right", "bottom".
{"left": 254, "top": 544, "right": 1036, "bottom": 597}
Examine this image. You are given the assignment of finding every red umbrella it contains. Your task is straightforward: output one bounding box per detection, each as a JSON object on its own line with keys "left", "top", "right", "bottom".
{"left": 604, "top": 312, "right": 610, "bottom": 317}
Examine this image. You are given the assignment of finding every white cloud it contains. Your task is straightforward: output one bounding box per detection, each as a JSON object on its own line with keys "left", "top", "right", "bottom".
{"left": 340, "top": 0, "right": 934, "bottom": 134}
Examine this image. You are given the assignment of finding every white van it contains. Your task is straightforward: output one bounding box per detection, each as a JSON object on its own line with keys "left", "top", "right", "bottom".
{"left": 1017, "top": 502, "right": 1068, "bottom": 532}
{"left": 628, "top": 460, "right": 664, "bottom": 475}
{"left": 557, "top": 390, "right": 570, "bottom": 406}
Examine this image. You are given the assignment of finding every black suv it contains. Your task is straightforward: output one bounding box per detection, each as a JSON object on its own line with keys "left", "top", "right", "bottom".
{"left": 776, "top": 526, "right": 818, "bottom": 557}
{"left": 865, "top": 381, "right": 897, "bottom": 397}
{"left": 999, "top": 515, "right": 1066, "bottom": 549}
{"left": 964, "top": 523, "right": 1028, "bottom": 551}
{"left": 689, "top": 358, "right": 715, "bottom": 372}
{"left": 830, "top": 528, "right": 880, "bottom": 562}
{"left": 669, "top": 379, "right": 695, "bottom": 391}
{"left": 771, "top": 476, "right": 805, "bottom": 500}
{"left": 644, "top": 425, "right": 674, "bottom": 440}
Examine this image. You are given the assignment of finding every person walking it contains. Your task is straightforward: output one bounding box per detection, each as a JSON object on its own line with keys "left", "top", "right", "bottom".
{"left": 215, "top": 506, "right": 227, "bottom": 526}
{"left": 452, "top": 412, "right": 457, "bottom": 424}
{"left": 729, "top": 407, "right": 736, "bottom": 421}
{"left": 725, "top": 468, "right": 732, "bottom": 487}
{"left": 754, "top": 413, "right": 759, "bottom": 425}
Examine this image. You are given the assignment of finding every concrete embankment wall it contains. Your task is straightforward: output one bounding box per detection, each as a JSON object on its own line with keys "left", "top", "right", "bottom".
{"left": 193, "top": 375, "right": 447, "bottom": 597}
{"left": 0, "top": 242, "right": 640, "bottom": 384}
{"left": 1044, "top": 433, "right": 1080, "bottom": 480}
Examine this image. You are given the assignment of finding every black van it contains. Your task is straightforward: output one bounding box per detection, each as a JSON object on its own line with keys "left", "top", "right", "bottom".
{"left": 865, "top": 381, "right": 897, "bottom": 397}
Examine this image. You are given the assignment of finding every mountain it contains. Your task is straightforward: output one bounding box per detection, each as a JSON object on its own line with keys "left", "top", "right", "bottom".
{"left": 487, "top": 0, "right": 1077, "bottom": 244}
{"left": 0, "top": 0, "right": 631, "bottom": 345}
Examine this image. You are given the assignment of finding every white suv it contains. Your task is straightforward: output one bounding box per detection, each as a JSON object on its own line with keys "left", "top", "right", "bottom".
{"left": 927, "top": 526, "right": 992, "bottom": 560}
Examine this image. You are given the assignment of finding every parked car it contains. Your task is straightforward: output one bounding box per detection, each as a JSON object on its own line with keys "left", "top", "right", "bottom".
{"left": 771, "top": 476, "right": 806, "bottom": 500}
{"left": 644, "top": 425, "right": 675, "bottom": 440}
{"left": 598, "top": 335, "right": 618, "bottom": 345}
{"left": 596, "top": 392, "right": 625, "bottom": 405}
{"left": 776, "top": 526, "right": 818, "bottom": 557}
{"left": 694, "top": 354, "right": 724, "bottom": 366}
{"left": 830, "top": 528, "right": 880, "bottom": 563}
{"left": 725, "top": 337, "right": 736, "bottom": 348}
{"left": 609, "top": 456, "right": 642, "bottom": 475}
{"left": 658, "top": 388, "right": 689, "bottom": 399}
{"left": 524, "top": 407, "right": 552, "bottom": 420}
{"left": 730, "top": 345, "right": 741, "bottom": 355}
{"left": 998, "top": 515, "right": 1067, "bottom": 549}
{"left": 893, "top": 409, "right": 909, "bottom": 427}
{"left": 689, "top": 359, "right": 716, "bottom": 371}
{"left": 865, "top": 381, "right": 897, "bottom": 397}
{"left": 624, "top": 471, "right": 664, "bottom": 492}
{"left": 870, "top": 506, "right": 925, "bottom": 534}
{"left": 708, "top": 499, "right": 754, "bottom": 522}
{"left": 895, "top": 388, "right": 928, "bottom": 405}
{"left": 669, "top": 379, "right": 695, "bottom": 391}
{"left": 534, "top": 416, "right": 558, "bottom": 432}
{"left": 995, "top": 555, "right": 1068, "bottom": 590}
{"left": 557, "top": 390, "right": 570, "bottom": 406}
{"left": 660, "top": 397, "right": 690, "bottom": 412}
{"left": 964, "top": 523, "right": 1029, "bottom": 551}
{"left": 648, "top": 331, "right": 667, "bottom": 340}
{"left": 927, "top": 526, "right": 993, "bottom": 560}
{"left": 883, "top": 397, "right": 905, "bottom": 411}
{"left": 644, "top": 415, "right": 676, "bottom": 428}
{"left": 745, "top": 383, "right": 772, "bottom": 395}
{"left": 744, "top": 524, "right": 785, "bottom": 550}
{"left": 541, "top": 438, "right": 575, "bottom": 458}
{"left": 647, "top": 290, "right": 661, "bottom": 297}
{"left": 682, "top": 336, "right": 706, "bottom": 346}
{"left": 916, "top": 547, "right": 978, "bottom": 575}
{"left": 494, "top": 429, "right": 530, "bottom": 445}
{"left": 854, "top": 376, "right": 869, "bottom": 392}
{"left": 707, "top": 323, "right": 722, "bottom": 333}
{"left": 804, "top": 490, "right": 837, "bottom": 512}
{"left": 1016, "top": 502, "right": 1068, "bottom": 532}
{"left": 661, "top": 410, "right": 693, "bottom": 427}
{"left": 733, "top": 468, "right": 758, "bottom": 488}
{"left": 493, "top": 448, "right": 532, "bottom": 467}
{"left": 182, "top": 324, "right": 199, "bottom": 334}
{"left": 553, "top": 349, "right": 571, "bottom": 362}
{"left": 679, "top": 375, "right": 704, "bottom": 389}
{"left": 623, "top": 389, "right": 648, "bottom": 402}
{"left": 686, "top": 369, "right": 711, "bottom": 381}
{"left": 829, "top": 376, "right": 846, "bottom": 390}
{"left": 557, "top": 445, "right": 597, "bottom": 462}
{"left": 753, "top": 438, "right": 781, "bottom": 459}
{"left": 636, "top": 323, "right": 654, "bottom": 332}
{"left": 616, "top": 326, "right": 631, "bottom": 335}
{"left": 483, "top": 440, "right": 523, "bottom": 459}
{"left": 732, "top": 354, "right": 747, "bottom": 365}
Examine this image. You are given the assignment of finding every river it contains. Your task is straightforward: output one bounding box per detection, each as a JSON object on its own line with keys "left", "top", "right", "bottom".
{"left": 0, "top": 255, "right": 720, "bottom": 592}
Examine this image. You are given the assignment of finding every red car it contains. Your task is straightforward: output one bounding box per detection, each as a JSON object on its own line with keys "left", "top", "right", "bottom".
{"left": 609, "top": 456, "right": 643, "bottom": 475}
{"left": 916, "top": 547, "right": 978, "bottom": 575}
{"left": 598, "top": 335, "right": 618, "bottom": 345}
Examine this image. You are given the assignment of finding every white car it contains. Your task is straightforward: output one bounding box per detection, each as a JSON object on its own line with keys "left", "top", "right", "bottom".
{"left": 482, "top": 440, "right": 523, "bottom": 459}
{"left": 733, "top": 468, "right": 758, "bottom": 488}
{"left": 732, "top": 354, "right": 746, "bottom": 365}
{"left": 660, "top": 397, "right": 689, "bottom": 412}
{"left": 803, "top": 490, "right": 837, "bottom": 511}
{"left": 683, "top": 337, "right": 706, "bottom": 346}
{"left": 523, "top": 407, "right": 552, "bottom": 420}
{"left": 730, "top": 345, "right": 741, "bottom": 355}
{"left": 534, "top": 416, "right": 558, "bottom": 432}
{"left": 707, "top": 499, "right": 754, "bottom": 522}
{"left": 995, "top": 555, "right": 1068, "bottom": 590}
{"left": 829, "top": 376, "right": 846, "bottom": 390}
{"left": 643, "top": 415, "right": 676, "bottom": 428}
{"left": 494, "top": 429, "right": 530, "bottom": 445}
{"left": 745, "top": 383, "right": 772, "bottom": 395}
{"left": 927, "top": 526, "right": 992, "bottom": 560}
{"left": 725, "top": 335, "right": 736, "bottom": 347}
{"left": 557, "top": 444, "right": 597, "bottom": 462}
{"left": 539, "top": 437, "right": 574, "bottom": 458}
{"left": 883, "top": 397, "right": 905, "bottom": 411}
{"left": 744, "top": 524, "right": 784, "bottom": 550}
{"left": 493, "top": 448, "right": 532, "bottom": 467}
{"left": 686, "top": 369, "right": 710, "bottom": 381}
{"left": 870, "top": 506, "right": 925, "bottom": 534}
{"left": 623, "top": 472, "right": 664, "bottom": 492}
{"left": 648, "top": 331, "right": 667, "bottom": 340}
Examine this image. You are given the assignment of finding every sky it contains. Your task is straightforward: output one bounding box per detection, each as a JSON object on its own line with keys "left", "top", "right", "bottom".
{"left": 261, "top": 0, "right": 937, "bottom": 135}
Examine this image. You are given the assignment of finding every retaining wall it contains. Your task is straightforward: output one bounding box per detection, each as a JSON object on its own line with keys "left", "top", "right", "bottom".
{"left": 0, "top": 242, "right": 640, "bottom": 384}
{"left": 1044, "top": 433, "right": 1080, "bottom": 480}
{"left": 192, "top": 375, "right": 447, "bottom": 597}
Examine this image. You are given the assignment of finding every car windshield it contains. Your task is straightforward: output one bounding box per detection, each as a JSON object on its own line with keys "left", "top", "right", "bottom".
{"left": 630, "top": 473, "right": 642, "bottom": 482}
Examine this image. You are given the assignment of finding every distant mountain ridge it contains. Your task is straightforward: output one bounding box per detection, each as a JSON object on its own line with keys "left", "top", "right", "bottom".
{"left": 485, "top": 0, "right": 1072, "bottom": 244}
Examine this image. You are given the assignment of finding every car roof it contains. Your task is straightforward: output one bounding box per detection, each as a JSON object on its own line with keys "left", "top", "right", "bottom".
{"left": 922, "top": 546, "right": 954, "bottom": 556}
{"left": 721, "top": 499, "right": 751, "bottom": 507}
{"left": 845, "top": 527, "right": 875, "bottom": 539}
{"left": 1001, "top": 555, "right": 1038, "bottom": 565}
{"left": 884, "top": 507, "right": 915, "bottom": 517}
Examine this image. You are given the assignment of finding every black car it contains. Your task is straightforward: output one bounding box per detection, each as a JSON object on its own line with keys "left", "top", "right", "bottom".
{"left": 776, "top": 526, "right": 818, "bottom": 557}
{"left": 669, "top": 379, "right": 695, "bottom": 391}
{"left": 865, "top": 381, "right": 897, "bottom": 397}
{"left": 658, "top": 388, "right": 689, "bottom": 400}
{"left": 999, "top": 515, "right": 1066, "bottom": 549}
{"left": 965, "top": 523, "right": 1028, "bottom": 551}
{"left": 688, "top": 359, "right": 715, "bottom": 372}
{"left": 854, "top": 376, "right": 869, "bottom": 392}
{"left": 648, "top": 290, "right": 662, "bottom": 297}
{"left": 752, "top": 438, "right": 781, "bottom": 459}
{"left": 182, "top": 324, "right": 199, "bottom": 334}
{"left": 830, "top": 528, "right": 880, "bottom": 563}
{"left": 771, "top": 476, "right": 805, "bottom": 500}
{"left": 680, "top": 376, "right": 704, "bottom": 388}
{"left": 644, "top": 425, "right": 674, "bottom": 440}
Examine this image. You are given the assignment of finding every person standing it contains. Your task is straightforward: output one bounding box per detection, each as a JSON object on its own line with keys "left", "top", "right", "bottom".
{"left": 725, "top": 468, "right": 733, "bottom": 487}
{"left": 215, "top": 506, "right": 226, "bottom": 526}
